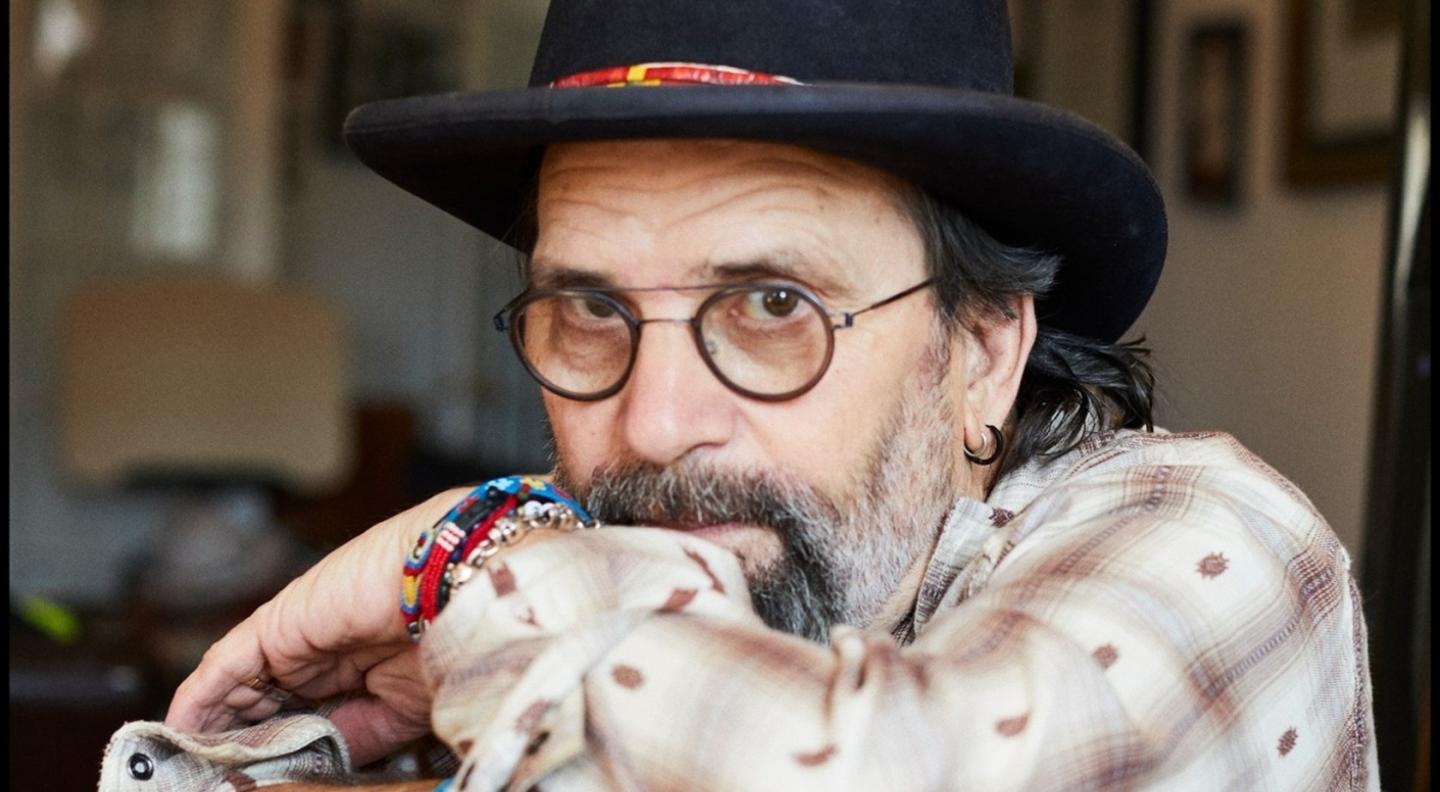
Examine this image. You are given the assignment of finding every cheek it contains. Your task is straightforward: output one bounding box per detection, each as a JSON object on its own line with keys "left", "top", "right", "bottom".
{"left": 544, "top": 395, "right": 617, "bottom": 482}
{"left": 743, "top": 402, "right": 851, "bottom": 490}
{"left": 776, "top": 319, "right": 949, "bottom": 481}
{"left": 747, "top": 346, "right": 909, "bottom": 493}
{"left": 542, "top": 315, "right": 950, "bottom": 497}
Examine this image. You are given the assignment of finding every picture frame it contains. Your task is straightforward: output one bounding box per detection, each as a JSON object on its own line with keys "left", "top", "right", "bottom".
{"left": 1283, "top": 0, "right": 1402, "bottom": 187}
{"left": 281, "top": 0, "right": 338, "bottom": 194}
{"left": 1183, "top": 21, "right": 1248, "bottom": 206}
{"left": 321, "top": 5, "right": 453, "bottom": 158}
{"left": 1007, "top": 0, "right": 1156, "bottom": 164}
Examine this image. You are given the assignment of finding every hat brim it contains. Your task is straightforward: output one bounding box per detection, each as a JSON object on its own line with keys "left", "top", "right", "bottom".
{"left": 343, "top": 83, "right": 1165, "bottom": 342}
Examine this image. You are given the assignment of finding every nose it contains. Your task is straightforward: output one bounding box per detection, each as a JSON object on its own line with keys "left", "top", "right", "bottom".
{"left": 615, "top": 319, "right": 737, "bottom": 466}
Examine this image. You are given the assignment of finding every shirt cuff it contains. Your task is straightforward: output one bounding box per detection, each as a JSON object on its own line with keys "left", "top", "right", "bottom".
{"left": 420, "top": 526, "right": 757, "bottom": 789}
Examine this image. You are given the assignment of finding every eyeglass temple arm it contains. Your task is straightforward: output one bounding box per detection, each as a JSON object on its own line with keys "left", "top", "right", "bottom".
{"left": 834, "top": 278, "right": 936, "bottom": 328}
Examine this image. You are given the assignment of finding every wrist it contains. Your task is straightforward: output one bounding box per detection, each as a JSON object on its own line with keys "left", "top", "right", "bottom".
{"left": 399, "top": 477, "right": 597, "bottom": 642}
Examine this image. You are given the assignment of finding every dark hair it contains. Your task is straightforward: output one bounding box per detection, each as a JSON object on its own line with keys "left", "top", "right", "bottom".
{"left": 899, "top": 187, "right": 1156, "bottom": 481}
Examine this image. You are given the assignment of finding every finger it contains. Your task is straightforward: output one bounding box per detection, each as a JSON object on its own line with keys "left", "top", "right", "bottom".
{"left": 166, "top": 488, "right": 474, "bottom": 736}
{"left": 225, "top": 688, "right": 288, "bottom": 727}
{"left": 173, "top": 663, "right": 316, "bottom": 732}
{"left": 168, "top": 672, "right": 266, "bottom": 732}
{"left": 165, "top": 619, "right": 273, "bottom": 731}
{"left": 327, "top": 695, "right": 432, "bottom": 769}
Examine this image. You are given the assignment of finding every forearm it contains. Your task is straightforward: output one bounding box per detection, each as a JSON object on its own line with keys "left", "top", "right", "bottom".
{"left": 420, "top": 528, "right": 1145, "bottom": 791}
{"left": 268, "top": 782, "right": 439, "bottom": 791}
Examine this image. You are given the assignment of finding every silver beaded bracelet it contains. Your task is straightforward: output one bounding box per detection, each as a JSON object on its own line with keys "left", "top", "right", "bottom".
{"left": 445, "top": 499, "right": 598, "bottom": 595}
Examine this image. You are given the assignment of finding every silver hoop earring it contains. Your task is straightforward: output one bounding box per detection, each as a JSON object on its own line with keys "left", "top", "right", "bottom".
{"left": 963, "top": 424, "right": 1006, "bottom": 466}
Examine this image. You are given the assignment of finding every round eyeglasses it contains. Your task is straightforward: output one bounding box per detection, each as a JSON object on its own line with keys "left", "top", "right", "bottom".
{"left": 493, "top": 279, "right": 935, "bottom": 402}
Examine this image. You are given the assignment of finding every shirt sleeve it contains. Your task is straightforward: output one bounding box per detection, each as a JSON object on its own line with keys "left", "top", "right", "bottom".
{"left": 419, "top": 461, "right": 1375, "bottom": 791}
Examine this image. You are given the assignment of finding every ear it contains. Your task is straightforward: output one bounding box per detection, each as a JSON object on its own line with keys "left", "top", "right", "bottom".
{"left": 955, "top": 295, "right": 1037, "bottom": 432}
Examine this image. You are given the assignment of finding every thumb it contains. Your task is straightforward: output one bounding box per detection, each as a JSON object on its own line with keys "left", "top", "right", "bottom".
{"left": 327, "top": 695, "right": 434, "bottom": 769}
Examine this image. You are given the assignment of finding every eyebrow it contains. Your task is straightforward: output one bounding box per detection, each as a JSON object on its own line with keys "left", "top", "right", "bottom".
{"left": 705, "top": 258, "right": 854, "bottom": 300}
{"left": 527, "top": 264, "right": 614, "bottom": 291}
{"left": 529, "top": 252, "right": 857, "bottom": 300}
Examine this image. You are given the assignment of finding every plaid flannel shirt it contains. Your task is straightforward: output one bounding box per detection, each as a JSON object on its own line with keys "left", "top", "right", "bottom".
{"left": 102, "top": 428, "right": 1378, "bottom": 790}
{"left": 423, "top": 429, "right": 1379, "bottom": 791}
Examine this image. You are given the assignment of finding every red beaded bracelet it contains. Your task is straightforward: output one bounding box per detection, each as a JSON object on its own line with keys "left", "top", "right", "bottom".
{"left": 401, "top": 476, "right": 596, "bottom": 641}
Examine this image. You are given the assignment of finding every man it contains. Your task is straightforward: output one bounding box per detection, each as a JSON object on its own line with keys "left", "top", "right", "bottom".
{"left": 141, "top": 1, "right": 1377, "bottom": 789}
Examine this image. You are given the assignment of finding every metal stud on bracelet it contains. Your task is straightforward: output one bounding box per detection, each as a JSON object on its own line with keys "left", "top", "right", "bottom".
{"left": 403, "top": 477, "right": 597, "bottom": 641}
{"left": 447, "top": 502, "right": 595, "bottom": 594}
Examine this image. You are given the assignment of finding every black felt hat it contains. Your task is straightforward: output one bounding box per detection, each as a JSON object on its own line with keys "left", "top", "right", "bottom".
{"left": 343, "top": 0, "right": 1166, "bottom": 342}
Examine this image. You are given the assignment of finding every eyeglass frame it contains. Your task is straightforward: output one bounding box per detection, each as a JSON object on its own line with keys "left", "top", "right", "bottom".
{"left": 492, "top": 278, "right": 936, "bottom": 402}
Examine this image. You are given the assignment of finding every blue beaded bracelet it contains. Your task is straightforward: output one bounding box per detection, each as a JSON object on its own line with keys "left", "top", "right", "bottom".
{"left": 401, "top": 476, "right": 597, "bottom": 641}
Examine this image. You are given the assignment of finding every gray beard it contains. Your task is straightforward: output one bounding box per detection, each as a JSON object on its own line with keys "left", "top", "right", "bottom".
{"left": 553, "top": 336, "right": 957, "bottom": 645}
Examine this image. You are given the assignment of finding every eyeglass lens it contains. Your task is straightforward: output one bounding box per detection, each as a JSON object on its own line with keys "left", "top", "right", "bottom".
{"left": 512, "top": 286, "right": 831, "bottom": 399}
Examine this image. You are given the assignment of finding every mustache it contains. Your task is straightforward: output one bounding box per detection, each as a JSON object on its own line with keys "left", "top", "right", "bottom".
{"left": 567, "top": 459, "right": 840, "bottom": 534}
{"left": 558, "top": 458, "right": 846, "bottom": 643}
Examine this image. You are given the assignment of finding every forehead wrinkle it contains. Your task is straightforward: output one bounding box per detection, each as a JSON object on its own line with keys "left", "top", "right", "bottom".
{"left": 705, "top": 216, "right": 850, "bottom": 269}
{"left": 535, "top": 192, "right": 664, "bottom": 268}
{"left": 654, "top": 182, "right": 847, "bottom": 234}
{"left": 543, "top": 167, "right": 847, "bottom": 212}
{"left": 539, "top": 180, "right": 852, "bottom": 265}
{"left": 541, "top": 157, "right": 808, "bottom": 201}
{"left": 532, "top": 216, "right": 639, "bottom": 275}
{"left": 537, "top": 193, "right": 642, "bottom": 226}
{"left": 543, "top": 143, "right": 902, "bottom": 200}
{"left": 544, "top": 165, "right": 767, "bottom": 196}
{"left": 536, "top": 142, "right": 913, "bottom": 291}
{"left": 725, "top": 154, "right": 902, "bottom": 194}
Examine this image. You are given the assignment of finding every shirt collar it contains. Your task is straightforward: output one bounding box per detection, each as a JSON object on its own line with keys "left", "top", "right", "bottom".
{"left": 898, "top": 430, "right": 1127, "bottom": 642}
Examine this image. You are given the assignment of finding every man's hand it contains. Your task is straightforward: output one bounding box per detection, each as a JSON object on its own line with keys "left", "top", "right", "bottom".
{"left": 268, "top": 783, "right": 442, "bottom": 792}
{"left": 164, "top": 487, "right": 474, "bottom": 767}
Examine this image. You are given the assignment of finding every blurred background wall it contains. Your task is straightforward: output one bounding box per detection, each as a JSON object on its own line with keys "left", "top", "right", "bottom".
{"left": 9, "top": 0, "right": 1405, "bottom": 601}
{"left": 8, "top": 0, "right": 1428, "bottom": 788}
{"left": 1020, "top": 0, "right": 1394, "bottom": 562}
{"left": 10, "top": 0, "right": 554, "bottom": 606}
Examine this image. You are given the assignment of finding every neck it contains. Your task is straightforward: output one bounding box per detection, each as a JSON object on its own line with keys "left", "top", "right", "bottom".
{"left": 863, "top": 464, "right": 994, "bottom": 640}
{"left": 862, "top": 522, "right": 944, "bottom": 640}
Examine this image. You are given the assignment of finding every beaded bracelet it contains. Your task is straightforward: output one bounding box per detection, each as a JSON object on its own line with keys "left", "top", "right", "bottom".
{"left": 401, "top": 476, "right": 596, "bottom": 641}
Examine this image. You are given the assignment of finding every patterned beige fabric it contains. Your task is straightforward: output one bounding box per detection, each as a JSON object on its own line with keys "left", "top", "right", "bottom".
{"left": 105, "top": 429, "right": 1379, "bottom": 790}
{"left": 423, "top": 429, "right": 1378, "bottom": 791}
{"left": 98, "top": 713, "right": 351, "bottom": 791}
{"left": 98, "top": 705, "right": 458, "bottom": 790}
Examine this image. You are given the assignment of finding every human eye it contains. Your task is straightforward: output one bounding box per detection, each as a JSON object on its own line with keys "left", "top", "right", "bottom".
{"left": 558, "top": 294, "right": 622, "bottom": 323}
{"left": 739, "top": 285, "right": 804, "bottom": 320}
